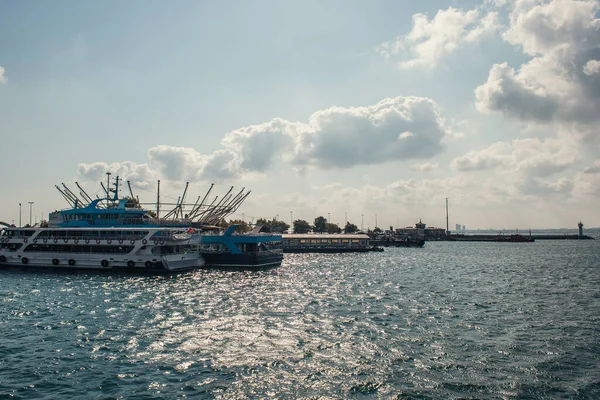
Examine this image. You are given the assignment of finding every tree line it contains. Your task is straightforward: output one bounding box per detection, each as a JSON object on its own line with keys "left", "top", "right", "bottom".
{"left": 219, "top": 216, "right": 375, "bottom": 234}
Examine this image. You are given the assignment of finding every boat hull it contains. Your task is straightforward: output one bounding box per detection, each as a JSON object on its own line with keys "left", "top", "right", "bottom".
{"left": 201, "top": 252, "right": 283, "bottom": 268}
{"left": 0, "top": 253, "right": 204, "bottom": 273}
{"left": 283, "top": 247, "right": 373, "bottom": 253}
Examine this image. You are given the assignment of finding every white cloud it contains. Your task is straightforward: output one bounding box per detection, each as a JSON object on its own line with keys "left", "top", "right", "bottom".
{"left": 146, "top": 146, "right": 240, "bottom": 182}
{"left": 222, "top": 96, "right": 451, "bottom": 171}
{"left": 486, "top": 0, "right": 510, "bottom": 7}
{"left": 377, "top": 7, "right": 501, "bottom": 69}
{"left": 77, "top": 146, "right": 240, "bottom": 186}
{"left": 583, "top": 59, "right": 600, "bottom": 76}
{"left": 77, "top": 161, "right": 156, "bottom": 185}
{"left": 503, "top": 0, "right": 600, "bottom": 56}
{"left": 77, "top": 96, "right": 452, "bottom": 186}
{"left": 0, "top": 66, "right": 6, "bottom": 84}
{"left": 574, "top": 161, "right": 600, "bottom": 195}
{"left": 451, "top": 137, "right": 579, "bottom": 176}
{"left": 410, "top": 162, "right": 439, "bottom": 172}
{"left": 517, "top": 175, "right": 574, "bottom": 196}
{"left": 451, "top": 141, "right": 511, "bottom": 171}
{"left": 475, "top": 0, "right": 600, "bottom": 138}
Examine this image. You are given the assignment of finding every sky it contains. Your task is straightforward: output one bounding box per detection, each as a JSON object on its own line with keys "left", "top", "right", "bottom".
{"left": 1, "top": 0, "right": 599, "bottom": 230}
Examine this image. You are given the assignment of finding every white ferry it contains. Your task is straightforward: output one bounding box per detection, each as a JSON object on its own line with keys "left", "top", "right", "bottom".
{"left": 0, "top": 226, "right": 203, "bottom": 272}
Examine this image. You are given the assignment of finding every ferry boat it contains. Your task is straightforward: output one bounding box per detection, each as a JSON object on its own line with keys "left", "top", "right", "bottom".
{"left": 0, "top": 226, "right": 203, "bottom": 272}
{"left": 281, "top": 233, "right": 381, "bottom": 253}
{"left": 198, "top": 225, "right": 283, "bottom": 268}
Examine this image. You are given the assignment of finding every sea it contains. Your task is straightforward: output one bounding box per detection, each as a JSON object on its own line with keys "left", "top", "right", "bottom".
{"left": 1, "top": 240, "right": 599, "bottom": 399}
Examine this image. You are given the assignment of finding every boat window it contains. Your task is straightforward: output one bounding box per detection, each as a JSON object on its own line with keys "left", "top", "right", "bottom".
{"left": 1, "top": 243, "right": 23, "bottom": 251}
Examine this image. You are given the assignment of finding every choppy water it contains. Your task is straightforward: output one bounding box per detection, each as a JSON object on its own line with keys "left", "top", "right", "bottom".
{"left": 1, "top": 241, "right": 599, "bottom": 399}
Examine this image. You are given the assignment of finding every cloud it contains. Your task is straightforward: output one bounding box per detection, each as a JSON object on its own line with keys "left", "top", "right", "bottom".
{"left": 583, "top": 59, "right": 600, "bottom": 76}
{"left": 77, "top": 161, "right": 157, "bottom": 188}
{"left": 451, "top": 137, "right": 579, "bottom": 176}
{"left": 0, "top": 66, "right": 6, "bottom": 84}
{"left": 410, "top": 162, "right": 439, "bottom": 172}
{"left": 222, "top": 96, "right": 451, "bottom": 171}
{"left": 77, "top": 147, "right": 240, "bottom": 186}
{"left": 451, "top": 142, "right": 510, "bottom": 171}
{"left": 475, "top": 0, "right": 600, "bottom": 138}
{"left": 517, "top": 176, "right": 574, "bottom": 196}
{"left": 147, "top": 146, "right": 240, "bottom": 182}
{"left": 574, "top": 161, "right": 600, "bottom": 195}
{"left": 377, "top": 7, "right": 501, "bottom": 69}
{"left": 77, "top": 96, "right": 452, "bottom": 185}
{"left": 221, "top": 118, "right": 299, "bottom": 172}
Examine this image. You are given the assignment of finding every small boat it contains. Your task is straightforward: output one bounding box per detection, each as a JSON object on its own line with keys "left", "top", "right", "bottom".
{"left": 197, "top": 225, "right": 283, "bottom": 268}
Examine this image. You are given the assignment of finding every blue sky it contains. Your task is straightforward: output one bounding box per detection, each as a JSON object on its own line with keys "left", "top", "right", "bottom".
{"left": 1, "top": 0, "right": 599, "bottom": 229}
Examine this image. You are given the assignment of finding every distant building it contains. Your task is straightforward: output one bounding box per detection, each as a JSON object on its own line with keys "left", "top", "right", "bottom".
{"left": 462, "top": 225, "right": 466, "bottom": 231}
{"left": 456, "top": 223, "right": 461, "bottom": 231}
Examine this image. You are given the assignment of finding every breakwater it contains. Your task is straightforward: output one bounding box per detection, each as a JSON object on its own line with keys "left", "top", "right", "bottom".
{"left": 444, "top": 234, "right": 594, "bottom": 242}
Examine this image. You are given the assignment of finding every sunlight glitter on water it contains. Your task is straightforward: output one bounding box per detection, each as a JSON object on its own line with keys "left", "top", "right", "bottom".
{"left": 0, "top": 242, "right": 599, "bottom": 398}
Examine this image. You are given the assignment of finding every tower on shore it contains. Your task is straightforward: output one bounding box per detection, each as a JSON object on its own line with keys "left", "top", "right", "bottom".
{"left": 578, "top": 221, "right": 583, "bottom": 238}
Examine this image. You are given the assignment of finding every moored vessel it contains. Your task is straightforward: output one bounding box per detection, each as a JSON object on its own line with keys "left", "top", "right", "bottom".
{"left": 197, "top": 225, "right": 283, "bottom": 268}
{"left": 281, "top": 233, "right": 381, "bottom": 253}
{"left": 0, "top": 226, "right": 203, "bottom": 272}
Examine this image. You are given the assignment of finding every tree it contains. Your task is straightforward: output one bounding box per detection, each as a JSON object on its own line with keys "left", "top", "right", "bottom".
{"left": 269, "top": 219, "right": 290, "bottom": 233}
{"left": 325, "top": 222, "right": 341, "bottom": 234}
{"left": 373, "top": 227, "right": 382, "bottom": 233}
{"left": 293, "top": 219, "right": 311, "bottom": 234}
{"left": 256, "top": 218, "right": 290, "bottom": 233}
{"left": 344, "top": 221, "right": 359, "bottom": 234}
{"left": 313, "top": 216, "right": 327, "bottom": 233}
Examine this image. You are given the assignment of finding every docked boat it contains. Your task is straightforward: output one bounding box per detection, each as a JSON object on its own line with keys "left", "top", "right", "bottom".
{"left": 197, "top": 225, "right": 283, "bottom": 268}
{"left": 281, "top": 233, "right": 379, "bottom": 253}
{"left": 0, "top": 226, "right": 203, "bottom": 272}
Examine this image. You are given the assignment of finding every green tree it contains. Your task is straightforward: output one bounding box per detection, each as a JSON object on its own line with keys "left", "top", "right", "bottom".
{"left": 325, "top": 222, "right": 341, "bottom": 234}
{"left": 344, "top": 221, "right": 359, "bottom": 234}
{"left": 313, "top": 216, "right": 327, "bottom": 233}
{"left": 373, "top": 227, "right": 382, "bottom": 233}
{"left": 255, "top": 218, "right": 290, "bottom": 233}
{"left": 293, "top": 219, "right": 311, "bottom": 234}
